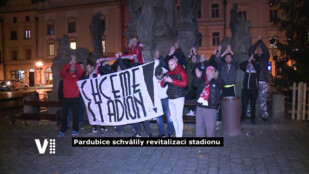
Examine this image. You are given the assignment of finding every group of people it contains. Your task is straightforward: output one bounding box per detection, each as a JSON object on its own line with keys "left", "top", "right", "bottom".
{"left": 58, "top": 35, "right": 270, "bottom": 138}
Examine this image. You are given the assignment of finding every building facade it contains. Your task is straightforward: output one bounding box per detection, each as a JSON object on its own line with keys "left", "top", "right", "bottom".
{"left": 0, "top": 0, "right": 285, "bottom": 86}
{"left": 197, "top": 0, "right": 284, "bottom": 76}
{"left": 0, "top": 0, "right": 121, "bottom": 86}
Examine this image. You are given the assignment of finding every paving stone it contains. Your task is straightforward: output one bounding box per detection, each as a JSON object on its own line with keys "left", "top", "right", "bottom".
{"left": 1, "top": 119, "right": 309, "bottom": 174}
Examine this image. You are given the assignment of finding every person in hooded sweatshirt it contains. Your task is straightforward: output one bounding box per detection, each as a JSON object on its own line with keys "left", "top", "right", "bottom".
{"left": 240, "top": 54, "right": 261, "bottom": 124}
{"left": 161, "top": 58, "right": 188, "bottom": 137}
{"left": 248, "top": 35, "right": 270, "bottom": 121}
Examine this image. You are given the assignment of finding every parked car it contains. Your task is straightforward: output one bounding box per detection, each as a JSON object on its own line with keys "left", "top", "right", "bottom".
{"left": 0, "top": 80, "right": 29, "bottom": 91}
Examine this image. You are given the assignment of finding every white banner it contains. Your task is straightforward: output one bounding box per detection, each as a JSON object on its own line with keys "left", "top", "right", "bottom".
{"left": 77, "top": 62, "right": 163, "bottom": 126}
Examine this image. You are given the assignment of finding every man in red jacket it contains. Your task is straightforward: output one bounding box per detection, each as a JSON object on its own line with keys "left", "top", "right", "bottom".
{"left": 161, "top": 58, "right": 188, "bottom": 137}
{"left": 58, "top": 55, "right": 83, "bottom": 137}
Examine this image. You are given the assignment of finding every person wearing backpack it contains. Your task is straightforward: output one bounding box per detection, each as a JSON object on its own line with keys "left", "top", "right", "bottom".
{"left": 58, "top": 55, "right": 83, "bottom": 137}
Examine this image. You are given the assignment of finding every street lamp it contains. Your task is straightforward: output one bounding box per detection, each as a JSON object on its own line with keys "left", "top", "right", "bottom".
{"left": 36, "top": 61, "right": 43, "bottom": 86}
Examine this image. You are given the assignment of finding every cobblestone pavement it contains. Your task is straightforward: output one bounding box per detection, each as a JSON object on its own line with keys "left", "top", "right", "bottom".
{"left": 0, "top": 116, "right": 308, "bottom": 174}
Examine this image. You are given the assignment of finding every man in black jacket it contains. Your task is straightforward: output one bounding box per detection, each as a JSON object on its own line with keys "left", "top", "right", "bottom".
{"left": 194, "top": 65, "right": 222, "bottom": 137}
{"left": 249, "top": 36, "right": 270, "bottom": 121}
{"left": 240, "top": 54, "right": 260, "bottom": 124}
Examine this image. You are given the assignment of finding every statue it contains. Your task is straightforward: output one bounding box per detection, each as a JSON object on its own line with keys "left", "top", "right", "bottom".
{"left": 125, "top": 0, "right": 143, "bottom": 38}
{"left": 153, "top": 0, "right": 175, "bottom": 56}
{"left": 176, "top": 0, "right": 201, "bottom": 57}
{"left": 137, "top": 0, "right": 155, "bottom": 62}
{"left": 89, "top": 12, "right": 105, "bottom": 64}
{"left": 49, "top": 35, "right": 88, "bottom": 102}
{"left": 125, "top": 0, "right": 201, "bottom": 62}
{"left": 229, "top": 3, "right": 252, "bottom": 61}
{"left": 228, "top": 3, "right": 252, "bottom": 96}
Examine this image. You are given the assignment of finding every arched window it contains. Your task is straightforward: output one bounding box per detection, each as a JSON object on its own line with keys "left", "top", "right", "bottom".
{"left": 67, "top": 17, "right": 76, "bottom": 33}
{"left": 47, "top": 19, "right": 55, "bottom": 35}
{"left": 45, "top": 67, "right": 53, "bottom": 84}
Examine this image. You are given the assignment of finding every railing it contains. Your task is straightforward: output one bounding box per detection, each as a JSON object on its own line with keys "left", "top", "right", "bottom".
{"left": 289, "top": 82, "right": 309, "bottom": 120}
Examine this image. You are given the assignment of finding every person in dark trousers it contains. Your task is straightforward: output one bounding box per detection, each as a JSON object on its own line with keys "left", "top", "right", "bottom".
{"left": 58, "top": 55, "right": 83, "bottom": 137}
{"left": 240, "top": 54, "right": 261, "bottom": 124}
{"left": 185, "top": 47, "right": 200, "bottom": 116}
{"left": 215, "top": 45, "right": 239, "bottom": 123}
{"left": 77, "top": 62, "right": 86, "bottom": 130}
{"left": 129, "top": 61, "right": 153, "bottom": 138}
{"left": 249, "top": 35, "right": 270, "bottom": 121}
{"left": 86, "top": 62, "right": 108, "bottom": 134}
{"left": 194, "top": 65, "right": 222, "bottom": 137}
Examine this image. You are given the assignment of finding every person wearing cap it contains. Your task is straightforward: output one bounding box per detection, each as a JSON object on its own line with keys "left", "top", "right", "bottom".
{"left": 248, "top": 35, "right": 270, "bottom": 121}
{"left": 194, "top": 65, "right": 222, "bottom": 137}
{"left": 240, "top": 54, "right": 261, "bottom": 124}
{"left": 161, "top": 58, "right": 188, "bottom": 137}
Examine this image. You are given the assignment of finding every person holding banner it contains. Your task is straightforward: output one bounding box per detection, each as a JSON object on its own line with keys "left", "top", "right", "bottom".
{"left": 194, "top": 65, "right": 222, "bottom": 137}
{"left": 161, "top": 58, "right": 188, "bottom": 137}
{"left": 86, "top": 62, "right": 108, "bottom": 134}
{"left": 123, "top": 36, "right": 144, "bottom": 64}
{"left": 154, "top": 49, "right": 168, "bottom": 70}
{"left": 154, "top": 64, "right": 174, "bottom": 138}
{"left": 58, "top": 55, "right": 83, "bottom": 137}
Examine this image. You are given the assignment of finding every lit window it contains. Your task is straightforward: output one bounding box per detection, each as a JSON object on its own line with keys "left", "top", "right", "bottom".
{"left": 212, "top": 32, "right": 220, "bottom": 46}
{"left": 70, "top": 42, "right": 76, "bottom": 50}
{"left": 47, "top": 24, "right": 55, "bottom": 35}
{"left": 25, "top": 30, "right": 31, "bottom": 39}
{"left": 10, "top": 70, "right": 25, "bottom": 81}
{"left": 211, "top": 4, "right": 219, "bottom": 18}
{"left": 49, "top": 44, "right": 55, "bottom": 56}
{"left": 102, "top": 40, "right": 106, "bottom": 55}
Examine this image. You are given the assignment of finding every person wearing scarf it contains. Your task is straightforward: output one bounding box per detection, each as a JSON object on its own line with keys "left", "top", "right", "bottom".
{"left": 161, "top": 58, "right": 188, "bottom": 137}
{"left": 194, "top": 65, "right": 222, "bottom": 137}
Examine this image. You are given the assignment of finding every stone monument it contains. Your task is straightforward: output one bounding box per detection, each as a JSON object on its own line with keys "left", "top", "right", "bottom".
{"left": 89, "top": 12, "right": 105, "bottom": 64}
{"left": 49, "top": 35, "right": 88, "bottom": 103}
{"left": 126, "top": 0, "right": 201, "bottom": 62}
{"left": 176, "top": 0, "right": 201, "bottom": 57}
{"left": 153, "top": 0, "right": 176, "bottom": 56}
{"left": 137, "top": 0, "right": 155, "bottom": 62}
{"left": 229, "top": 3, "right": 252, "bottom": 96}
